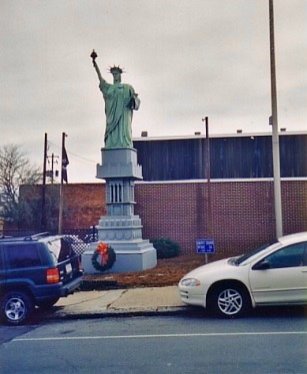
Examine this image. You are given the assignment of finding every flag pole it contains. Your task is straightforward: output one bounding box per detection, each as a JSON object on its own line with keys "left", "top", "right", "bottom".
{"left": 58, "top": 132, "right": 67, "bottom": 234}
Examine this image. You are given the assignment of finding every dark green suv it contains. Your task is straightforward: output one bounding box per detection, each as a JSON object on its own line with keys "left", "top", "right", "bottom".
{"left": 0, "top": 233, "right": 83, "bottom": 325}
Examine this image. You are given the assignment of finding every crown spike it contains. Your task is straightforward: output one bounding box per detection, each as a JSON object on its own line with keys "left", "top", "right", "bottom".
{"left": 108, "top": 65, "right": 124, "bottom": 74}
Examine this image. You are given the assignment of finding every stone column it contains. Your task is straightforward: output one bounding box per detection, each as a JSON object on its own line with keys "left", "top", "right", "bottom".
{"left": 82, "top": 148, "right": 157, "bottom": 273}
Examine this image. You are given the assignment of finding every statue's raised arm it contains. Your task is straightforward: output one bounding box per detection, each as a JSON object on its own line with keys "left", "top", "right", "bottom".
{"left": 91, "top": 50, "right": 105, "bottom": 84}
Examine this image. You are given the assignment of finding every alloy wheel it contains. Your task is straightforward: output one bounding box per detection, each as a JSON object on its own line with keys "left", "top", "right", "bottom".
{"left": 5, "top": 296, "right": 27, "bottom": 322}
{"left": 217, "top": 288, "right": 243, "bottom": 316}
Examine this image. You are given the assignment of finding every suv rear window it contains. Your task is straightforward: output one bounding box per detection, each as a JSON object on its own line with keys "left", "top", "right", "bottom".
{"left": 46, "top": 238, "right": 76, "bottom": 262}
{"left": 6, "top": 244, "right": 42, "bottom": 268}
{"left": 46, "top": 239, "right": 62, "bottom": 260}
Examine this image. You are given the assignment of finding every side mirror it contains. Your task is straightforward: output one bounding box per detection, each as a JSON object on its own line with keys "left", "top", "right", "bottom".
{"left": 253, "top": 260, "right": 270, "bottom": 270}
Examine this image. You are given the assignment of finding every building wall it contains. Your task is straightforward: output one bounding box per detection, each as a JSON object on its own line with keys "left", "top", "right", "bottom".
{"left": 134, "top": 133, "right": 307, "bottom": 180}
{"left": 19, "top": 183, "right": 106, "bottom": 231}
{"left": 135, "top": 180, "right": 307, "bottom": 259}
{"left": 60, "top": 183, "right": 106, "bottom": 229}
{"left": 24, "top": 179, "right": 306, "bottom": 259}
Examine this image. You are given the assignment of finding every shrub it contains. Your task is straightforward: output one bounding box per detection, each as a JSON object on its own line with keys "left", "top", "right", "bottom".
{"left": 151, "top": 238, "right": 181, "bottom": 259}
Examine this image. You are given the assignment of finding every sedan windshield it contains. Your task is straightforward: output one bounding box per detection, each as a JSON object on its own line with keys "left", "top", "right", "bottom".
{"left": 233, "top": 242, "right": 275, "bottom": 265}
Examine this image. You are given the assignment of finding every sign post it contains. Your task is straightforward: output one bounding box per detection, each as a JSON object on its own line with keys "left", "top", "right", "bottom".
{"left": 196, "top": 239, "right": 215, "bottom": 264}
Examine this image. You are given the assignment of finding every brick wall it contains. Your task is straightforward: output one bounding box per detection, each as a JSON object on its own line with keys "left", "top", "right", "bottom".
{"left": 19, "top": 183, "right": 106, "bottom": 230}
{"left": 19, "top": 180, "right": 307, "bottom": 259}
{"left": 60, "top": 183, "right": 106, "bottom": 228}
{"left": 135, "top": 180, "right": 307, "bottom": 258}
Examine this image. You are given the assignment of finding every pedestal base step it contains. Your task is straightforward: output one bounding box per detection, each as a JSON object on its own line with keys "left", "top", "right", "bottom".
{"left": 82, "top": 240, "right": 157, "bottom": 274}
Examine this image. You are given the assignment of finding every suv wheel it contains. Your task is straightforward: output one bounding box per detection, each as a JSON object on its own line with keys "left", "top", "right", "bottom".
{"left": 1, "top": 291, "right": 34, "bottom": 325}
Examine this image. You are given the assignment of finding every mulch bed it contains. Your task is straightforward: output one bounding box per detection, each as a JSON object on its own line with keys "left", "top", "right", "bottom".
{"left": 81, "top": 254, "right": 208, "bottom": 290}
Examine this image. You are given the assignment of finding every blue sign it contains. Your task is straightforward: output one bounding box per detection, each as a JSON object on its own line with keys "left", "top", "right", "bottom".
{"left": 196, "top": 239, "right": 215, "bottom": 254}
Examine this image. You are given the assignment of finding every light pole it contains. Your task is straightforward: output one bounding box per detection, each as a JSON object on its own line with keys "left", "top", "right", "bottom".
{"left": 269, "top": 0, "right": 283, "bottom": 238}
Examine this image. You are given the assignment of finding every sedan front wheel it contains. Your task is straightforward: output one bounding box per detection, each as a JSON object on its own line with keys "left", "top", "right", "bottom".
{"left": 209, "top": 284, "right": 250, "bottom": 318}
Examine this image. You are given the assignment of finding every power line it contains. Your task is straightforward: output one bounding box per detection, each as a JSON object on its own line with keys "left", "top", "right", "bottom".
{"left": 65, "top": 150, "right": 97, "bottom": 165}
{"left": 47, "top": 140, "right": 97, "bottom": 165}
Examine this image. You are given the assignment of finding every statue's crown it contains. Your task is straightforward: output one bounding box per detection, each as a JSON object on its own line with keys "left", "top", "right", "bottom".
{"left": 109, "top": 65, "right": 124, "bottom": 74}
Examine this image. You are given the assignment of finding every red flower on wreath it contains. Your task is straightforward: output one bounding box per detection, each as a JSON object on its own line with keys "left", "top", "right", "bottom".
{"left": 96, "top": 242, "right": 109, "bottom": 266}
{"left": 92, "top": 242, "right": 116, "bottom": 272}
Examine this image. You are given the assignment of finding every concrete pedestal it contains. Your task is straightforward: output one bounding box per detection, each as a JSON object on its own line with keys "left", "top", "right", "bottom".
{"left": 82, "top": 147, "right": 157, "bottom": 274}
{"left": 82, "top": 240, "right": 157, "bottom": 273}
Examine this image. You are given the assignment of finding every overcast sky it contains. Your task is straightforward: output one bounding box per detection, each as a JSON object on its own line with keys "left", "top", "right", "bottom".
{"left": 1, "top": 0, "right": 306, "bottom": 182}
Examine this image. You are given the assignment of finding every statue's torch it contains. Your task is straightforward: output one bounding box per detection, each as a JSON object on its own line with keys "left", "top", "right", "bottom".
{"left": 90, "top": 50, "right": 98, "bottom": 64}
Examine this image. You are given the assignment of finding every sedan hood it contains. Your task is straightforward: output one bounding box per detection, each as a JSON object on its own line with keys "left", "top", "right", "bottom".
{"left": 182, "top": 258, "right": 232, "bottom": 279}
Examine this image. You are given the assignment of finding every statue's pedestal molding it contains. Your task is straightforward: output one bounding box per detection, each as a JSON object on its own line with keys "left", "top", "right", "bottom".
{"left": 82, "top": 147, "right": 157, "bottom": 273}
{"left": 96, "top": 148, "right": 142, "bottom": 179}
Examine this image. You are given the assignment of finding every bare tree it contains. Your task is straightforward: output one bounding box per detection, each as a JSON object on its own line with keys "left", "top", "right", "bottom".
{"left": 0, "top": 144, "right": 41, "bottom": 226}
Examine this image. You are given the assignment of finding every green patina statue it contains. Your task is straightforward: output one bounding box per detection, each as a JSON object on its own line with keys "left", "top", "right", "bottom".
{"left": 91, "top": 50, "right": 140, "bottom": 149}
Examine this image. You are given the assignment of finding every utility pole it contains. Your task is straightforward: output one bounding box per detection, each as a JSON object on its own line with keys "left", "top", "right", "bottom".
{"left": 47, "top": 153, "right": 59, "bottom": 184}
{"left": 269, "top": 0, "right": 283, "bottom": 238}
{"left": 51, "top": 153, "right": 55, "bottom": 184}
{"left": 58, "top": 132, "right": 67, "bottom": 234}
{"left": 202, "top": 116, "right": 211, "bottom": 264}
{"left": 204, "top": 117, "right": 211, "bottom": 236}
{"left": 41, "top": 133, "right": 47, "bottom": 231}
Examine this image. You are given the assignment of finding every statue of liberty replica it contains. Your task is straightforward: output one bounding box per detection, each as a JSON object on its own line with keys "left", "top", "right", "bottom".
{"left": 82, "top": 50, "right": 157, "bottom": 273}
{"left": 91, "top": 50, "right": 140, "bottom": 149}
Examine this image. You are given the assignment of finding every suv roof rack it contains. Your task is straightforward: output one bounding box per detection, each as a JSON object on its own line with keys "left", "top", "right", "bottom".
{"left": 24, "top": 232, "right": 51, "bottom": 241}
{"left": 0, "top": 236, "right": 26, "bottom": 242}
{"left": 0, "top": 235, "right": 13, "bottom": 240}
{"left": 0, "top": 232, "right": 59, "bottom": 243}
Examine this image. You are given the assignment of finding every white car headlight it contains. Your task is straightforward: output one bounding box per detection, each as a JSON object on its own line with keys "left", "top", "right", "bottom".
{"left": 180, "top": 278, "right": 200, "bottom": 287}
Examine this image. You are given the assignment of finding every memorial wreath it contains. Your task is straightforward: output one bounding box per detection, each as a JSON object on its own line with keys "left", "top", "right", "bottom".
{"left": 91, "top": 242, "right": 116, "bottom": 272}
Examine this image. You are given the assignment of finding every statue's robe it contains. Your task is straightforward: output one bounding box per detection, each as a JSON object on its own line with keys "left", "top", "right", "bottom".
{"left": 99, "top": 81, "right": 136, "bottom": 148}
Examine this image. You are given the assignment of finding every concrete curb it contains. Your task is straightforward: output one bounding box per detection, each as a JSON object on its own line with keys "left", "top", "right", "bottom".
{"left": 43, "top": 306, "right": 191, "bottom": 322}
{"left": 49, "top": 307, "right": 188, "bottom": 320}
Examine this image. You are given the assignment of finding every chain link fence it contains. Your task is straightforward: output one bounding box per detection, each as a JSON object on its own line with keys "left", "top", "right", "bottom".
{"left": 1, "top": 226, "right": 98, "bottom": 256}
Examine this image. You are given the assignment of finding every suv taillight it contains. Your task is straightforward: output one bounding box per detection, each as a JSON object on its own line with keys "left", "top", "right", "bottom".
{"left": 46, "top": 268, "right": 60, "bottom": 283}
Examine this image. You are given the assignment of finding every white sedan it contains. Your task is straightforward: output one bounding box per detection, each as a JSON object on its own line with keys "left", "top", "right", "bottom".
{"left": 178, "top": 232, "right": 307, "bottom": 317}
